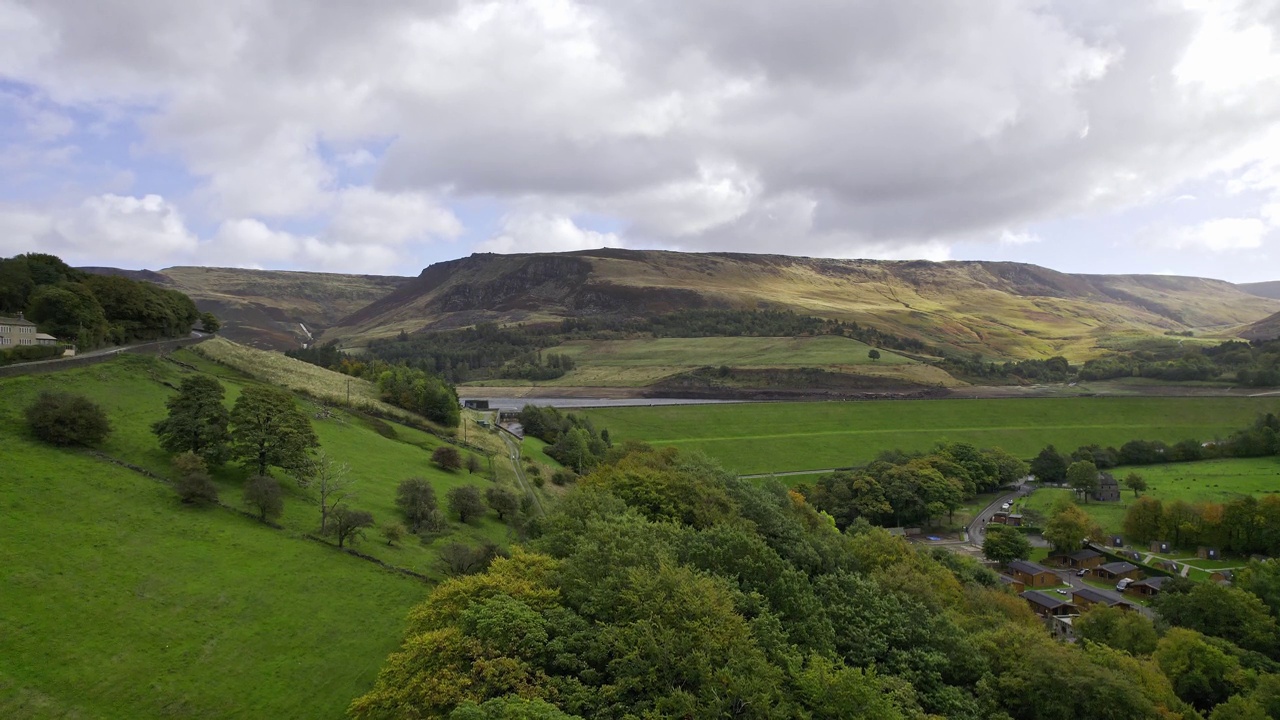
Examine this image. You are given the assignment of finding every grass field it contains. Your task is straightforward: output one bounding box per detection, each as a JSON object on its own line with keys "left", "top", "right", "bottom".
{"left": 0, "top": 352, "right": 537, "bottom": 717}
{"left": 461, "top": 335, "right": 959, "bottom": 388}
{"left": 579, "top": 397, "right": 1280, "bottom": 475}
{"left": 1022, "top": 457, "right": 1280, "bottom": 539}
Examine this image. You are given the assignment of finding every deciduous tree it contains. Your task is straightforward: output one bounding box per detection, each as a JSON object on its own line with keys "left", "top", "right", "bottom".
{"left": 152, "top": 375, "right": 230, "bottom": 465}
{"left": 172, "top": 451, "right": 218, "bottom": 506}
{"left": 1067, "top": 460, "right": 1100, "bottom": 502}
{"left": 982, "top": 524, "right": 1032, "bottom": 565}
{"left": 1075, "top": 605, "right": 1159, "bottom": 656}
{"left": 1124, "top": 472, "right": 1149, "bottom": 498}
{"left": 1030, "top": 445, "right": 1069, "bottom": 483}
{"left": 433, "top": 445, "right": 463, "bottom": 471}
{"left": 243, "top": 474, "right": 283, "bottom": 522}
{"left": 397, "top": 477, "right": 443, "bottom": 532}
{"left": 448, "top": 485, "right": 486, "bottom": 524}
{"left": 330, "top": 505, "right": 374, "bottom": 548}
{"left": 1044, "top": 502, "right": 1097, "bottom": 552}
{"left": 293, "top": 450, "right": 355, "bottom": 533}
{"left": 228, "top": 385, "right": 318, "bottom": 476}
{"left": 465, "top": 454, "right": 482, "bottom": 474}
{"left": 485, "top": 486, "right": 520, "bottom": 522}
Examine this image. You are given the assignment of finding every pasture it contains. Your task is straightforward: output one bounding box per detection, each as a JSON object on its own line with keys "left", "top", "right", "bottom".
{"left": 1020, "top": 457, "right": 1280, "bottom": 537}
{"left": 579, "top": 396, "right": 1280, "bottom": 475}
{"left": 463, "top": 335, "right": 959, "bottom": 388}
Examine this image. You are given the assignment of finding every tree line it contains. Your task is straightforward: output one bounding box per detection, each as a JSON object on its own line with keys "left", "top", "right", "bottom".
{"left": 283, "top": 348, "right": 461, "bottom": 427}
{"left": 802, "top": 442, "right": 1027, "bottom": 530}
{"left": 517, "top": 405, "right": 612, "bottom": 473}
{"left": 0, "top": 253, "right": 214, "bottom": 350}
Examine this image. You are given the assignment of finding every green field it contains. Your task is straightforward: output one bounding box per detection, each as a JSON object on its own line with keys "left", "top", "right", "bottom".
{"left": 0, "top": 353, "right": 531, "bottom": 717}
{"left": 462, "top": 335, "right": 959, "bottom": 388}
{"left": 1021, "top": 457, "right": 1280, "bottom": 538}
{"left": 579, "top": 397, "right": 1280, "bottom": 475}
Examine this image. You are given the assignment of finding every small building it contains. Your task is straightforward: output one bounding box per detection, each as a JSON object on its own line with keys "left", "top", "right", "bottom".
{"left": 1007, "top": 514, "right": 1024, "bottom": 527}
{"left": 1155, "top": 560, "right": 1180, "bottom": 574}
{"left": 1007, "top": 560, "right": 1058, "bottom": 587}
{"left": 35, "top": 332, "right": 58, "bottom": 346}
{"left": 1094, "top": 561, "right": 1143, "bottom": 582}
{"left": 462, "top": 399, "right": 490, "bottom": 410}
{"left": 1092, "top": 472, "right": 1121, "bottom": 502}
{"left": 1109, "top": 535, "right": 1124, "bottom": 548}
{"left": 0, "top": 313, "right": 39, "bottom": 347}
{"left": 1124, "top": 551, "right": 1144, "bottom": 562}
{"left": 1150, "top": 541, "right": 1171, "bottom": 554}
{"left": 1071, "top": 587, "right": 1124, "bottom": 610}
{"left": 991, "top": 511, "right": 1009, "bottom": 524}
{"left": 1211, "top": 570, "right": 1235, "bottom": 584}
{"left": 1197, "top": 547, "right": 1220, "bottom": 561}
{"left": 1021, "top": 590, "right": 1077, "bottom": 618}
{"left": 998, "top": 575, "right": 1026, "bottom": 594}
{"left": 1047, "top": 549, "right": 1104, "bottom": 570}
{"left": 1126, "top": 576, "right": 1169, "bottom": 598}
{"left": 498, "top": 410, "right": 521, "bottom": 423}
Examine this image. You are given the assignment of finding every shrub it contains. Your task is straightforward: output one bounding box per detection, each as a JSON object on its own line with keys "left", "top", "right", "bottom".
{"left": 243, "top": 475, "right": 283, "bottom": 522}
{"left": 551, "top": 469, "right": 577, "bottom": 487}
{"left": 172, "top": 451, "right": 218, "bottom": 506}
{"left": 447, "top": 485, "right": 486, "bottom": 524}
{"left": 432, "top": 445, "right": 463, "bottom": 471}
{"left": 25, "top": 391, "right": 111, "bottom": 447}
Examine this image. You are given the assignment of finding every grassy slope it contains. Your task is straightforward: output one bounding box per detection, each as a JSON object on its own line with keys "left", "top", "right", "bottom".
{"left": 0, "top": 403, "right": 425, "bottom": 719}
{"left": 1022, "top": 457, "right": 1280, "bottom": 538}
{"left": 580, "top": 397, "right": 1280, "bottom": 475}
{"left": 0, "top": 353, "right": 527, "bottom": 718}
{"left": 462, "top": 335, "right": 956, "bottom": 388}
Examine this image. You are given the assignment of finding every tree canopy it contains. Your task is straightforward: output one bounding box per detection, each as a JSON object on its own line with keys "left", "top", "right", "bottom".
{"left": 228, "top": 385, "right": 319, "bottom": 476}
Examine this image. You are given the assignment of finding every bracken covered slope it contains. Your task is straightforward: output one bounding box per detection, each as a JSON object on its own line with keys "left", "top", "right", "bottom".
{"left": 83, "top": 266, "right": 410, "bottom": 349}
{"left": 321, "top": 249, "right": 1280, "bottom": 360}
{"left": 1243, "top": 311, "right": 1280, "bottom": 341}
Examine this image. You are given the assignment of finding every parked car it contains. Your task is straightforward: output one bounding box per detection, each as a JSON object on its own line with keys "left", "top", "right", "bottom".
{"left": 1076, "top": 569, "right": 1088, "bottom": 577}
{"left": 1115, "top": 578, "right": 1134, "bottom": 592}
{"left": 1055, "top": 589, "right": 1069, "bottom": 595}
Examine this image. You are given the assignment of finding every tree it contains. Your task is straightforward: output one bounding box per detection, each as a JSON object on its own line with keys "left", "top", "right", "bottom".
{"left": 25, "top": 391, "right": 111, "bottom": 447}
{"left": 1030, "top": 445, "right": 1069, "bottom": 483}
{"left": 438, "top": 541, "right": 503, "bottom": 576}
{"left": 1124, "top": 472, "right": 1148, "bottom": 498}
{"left": 152, "top": 375, "right": 230, "bottom": 465}
{"left": 1154, "top": 628, "right": 1246, "bottom": 711}
{"left": 868, "top": 349, "right": 881, "bottom": 361}
{"left": 1075, "top": 604, "right": 1159, "bottom": 655}
{"left": 26, "top": 282, "right": 107, "bottom": 347}
{"left": 172, "top": 451, "right": 218, "bottom": 506}
{"left": 293, "top": 450, "right": 355, "bottom": 533}
{"left": 465, "top": 454, "right": 482, "bottom": 475}
{"left": 433, "top": 445, "right": 463, "bottom": 471}
{"left": 329, "top": 505, "right": 375, "bottom": 548}
{"left": 450, "top": 697, "right": 583, "bottom": 720}
{"left": 228, "top": 385, "right": 319, "bottom": 476}
{"left": 198, "top": 312, "right": 221, "bottom": 333}
{"left": 1123, "top": 496, "right": 1165, "bottom": 543}
{"left": 485, "top": 486, "right": 520, "bottom": 522}
{"left": 1066, "top": 460, "right": 1100, "bottom": 503}
{"left": 381, "top": 523, "right": 407, "bottom": 546}
{"left": 396, "top": 477, "right": 443, "bottom": 532}
{"left": 1153, "top": 581, "right": 1280, "bottom": 658}
{"left": 982, "top": 523, "right": 1032, "bottom": 565}
{"left": 1044, "top": 502, "right": 1097, "bottom": 552}
{"left": 243, "top": 474, "right": 283, "bottom": 522}
{"left": 448, "top": 485, "right": 486, "bottom": 524}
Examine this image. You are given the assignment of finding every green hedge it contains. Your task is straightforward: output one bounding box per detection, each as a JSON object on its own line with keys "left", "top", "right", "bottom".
{"left": 0, "top": 344, "right": 63, "bottom": 366}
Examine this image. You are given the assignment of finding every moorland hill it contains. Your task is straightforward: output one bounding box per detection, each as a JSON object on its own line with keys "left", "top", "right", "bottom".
{"left": 322, "top": 250, "right": 1280, "bottom": 359}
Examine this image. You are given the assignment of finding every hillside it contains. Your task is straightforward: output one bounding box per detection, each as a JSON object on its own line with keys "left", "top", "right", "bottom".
{"left": 1241, "top": 281, "right": 1280, "bottom": 300}
{"left": 322, "top": 250, "right": 1280, "bottom": 360}
{"left": 82, "top": 266, "right": 409, "bottom": 350}
{"left": 1243, "top": 310, "right": 1280, "bottom": 341}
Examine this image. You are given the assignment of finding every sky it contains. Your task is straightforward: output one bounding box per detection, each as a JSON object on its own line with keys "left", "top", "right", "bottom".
{"left": 2, "top": 0, "right": 1280, "bottom": 282}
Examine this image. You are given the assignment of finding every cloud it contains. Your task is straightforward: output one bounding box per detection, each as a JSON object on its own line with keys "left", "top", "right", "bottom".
{"left": 0, "top": 194, "right": 197, "bottom": 267}
{"left": 0, "top": 1, "right": 1279, "bottom": 273}
{"left": 999, "top": 230, "right": 1042, "bottom": 246}
{"left": 475, "top": 213, "right": 621, "bottom": 254}
{"left": 1145, "top": 217, "right": 1270, "bottom": 252}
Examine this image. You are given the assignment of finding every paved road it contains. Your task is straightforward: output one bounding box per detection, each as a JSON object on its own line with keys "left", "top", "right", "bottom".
{"left": 1060, "top": 561, "right": 1157, "bottom": 620}
{"left": 964, "top": 476, "right": 1032, "bottom": 545}
{"left": 501, "top": 431, "right": 545, "bottom": 518}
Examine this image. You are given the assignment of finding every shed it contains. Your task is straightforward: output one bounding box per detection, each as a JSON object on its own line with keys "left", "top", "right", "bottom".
{"left": 1150, "top": 541, "right": 1171, "bottom": 554}
{"left": 1211, "top": 569, "right": 1235, "bottom": 584}
{"left": 1197, "top": 547, "right": 1220, "bottom": 561}
{"left": 1126, "top": 576, "right": 1168, "bottom": 598}
{"left": 1071, "top": 587, "right": 1123, "bottom": 609}
{"left": 1021, "top": 590, "right": 1077, "bottom": 618}
{"left": 1109, "top": 535, "right": 1124, "bottom": 548}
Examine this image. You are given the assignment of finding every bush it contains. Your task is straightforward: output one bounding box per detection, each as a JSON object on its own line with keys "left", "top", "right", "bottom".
{"left": 25, "top": 391, "right": 111, "bottom": 447}
{"left": 551, "top": 469, "right": 577, "bottom": 487}
{"left": 432, "top": 445, "right": 463, "bottom": 471}
{"left": 438, "top": 541, "right": 506, "bottom": 576}
{"left": 0, "top": 344, "right": 63, "bottom": 366}
{"left": 447, "top": 485, "right": 486, "bottom": 524}
{"left": 396, "top": 477, "right": 442, "bottom": 532}
{"left": 243, "top": 475, "right": 283, "bottom": 522}
{"left": 172, "top": 451, "right": 218, "bottom": 506}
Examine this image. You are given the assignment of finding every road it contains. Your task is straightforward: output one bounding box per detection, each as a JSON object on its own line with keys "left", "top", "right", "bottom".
{"left": 1060, "top": 565, "right": 1157, "bottom": 619}
{"left": 501, "top": 431, "right": 545, "bottom": 518}
{"left": 964, "top": 476, "right": 1032, "bottom": 546}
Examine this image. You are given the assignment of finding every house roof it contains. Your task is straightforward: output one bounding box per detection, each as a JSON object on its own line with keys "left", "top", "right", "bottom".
{"left": 1099, "top": 561, "right": 1139, "bottom": 574}
{"left": 997, "top": 574, "right": 1022, "bottom": 585}
{"left": 1070, "top": 549, "right": 1102, "bottom": 561}
{"left": 1131, "top": 576, "right": 1169, "bottom": 589}
{"left": 0, "top": 315, "right": 35, "bottom": 326}
{"left": 1007, "top": 560, "right": 1052, "bottom": 576}
{"left": 34, "top": 333, "right": 56, "bottom": 341}
{"left": 1071, "top": 587, "right": 1120, "bottom": 605}
{"left": 1098, "top": 473, "right": 1118, "bottom": 487}
{"left": 1021, "top": 590, "right": 1072, "bottom": 609}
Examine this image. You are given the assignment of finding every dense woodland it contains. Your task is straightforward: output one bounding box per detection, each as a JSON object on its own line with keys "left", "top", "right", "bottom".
{"left": 283, "top": 347, "right": 460, "bottom": 427}
{"left": 353, "top": 442, "right": 1280, "bottom": 719}
{"left": 517, "top": 405, "right": 612, "bottom": 472}
{"left": 0, "top": 253, "right": 208, "bottom": 350}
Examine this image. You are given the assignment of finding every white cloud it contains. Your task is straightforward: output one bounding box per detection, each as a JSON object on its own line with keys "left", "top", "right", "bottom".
{"left": 326, "top": 187, "right": 461, "bottom": 247}
{"left": 0, "top": 194, "right": 197, "bottom": 267}
{"left": 1146, "top": 217, "right": 1270, "bottom": 252}
{"left": 475, "top": 213, "right": 621, "bottom": 254}
{"left": 206, "top": 218, "right": 403, "bottom": 274}
{"left": 999, "top": 229, "right": 1042, "bottom": 246}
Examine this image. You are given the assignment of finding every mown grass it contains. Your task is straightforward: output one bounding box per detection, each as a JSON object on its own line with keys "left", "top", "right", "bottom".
{"left": 579, "top": 397, "right": 1280, "bottom": 475}
{"left": 0, "top": 431, "right": 425, "bottom": 719}
{"left": 0, "top": 352, "right": 535, "bottom": 717}
{"left": 1021, "top": 457, "right": 1280, "bottom": 539}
